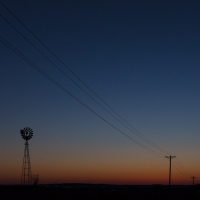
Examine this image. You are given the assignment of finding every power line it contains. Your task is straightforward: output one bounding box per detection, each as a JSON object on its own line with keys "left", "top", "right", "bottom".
{"left": 0, "top": 3, "right": 193, "bottom": 179}
{"left": 172, "top": 163, "right": 189, "bottom": 178}
{"left": 0, "top": 36, "right": 166, "bottom": 159}
{"left": 0, "top": 1, "right": 171, "bottom": 156}
{"left": 174, "top": 157, "right": 191, "bottom": 177}
{"left": 0, "top": 12, "right": 169, "bottom": 156}
{"left": 0, "top": 13, "right": 170, "bottom": 156}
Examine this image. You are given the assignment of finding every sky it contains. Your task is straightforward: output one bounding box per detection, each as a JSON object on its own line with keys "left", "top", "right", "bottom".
{"left": 0, "top": 0, "right": 200, "bottom": 185}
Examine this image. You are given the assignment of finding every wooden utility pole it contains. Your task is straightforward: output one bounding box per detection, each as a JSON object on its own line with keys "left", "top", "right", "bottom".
{"left": 191, "top": 176, "right": 196, "bottom": 186}
{"left": 165, "top": 155, "right": 176, "bottom": 189}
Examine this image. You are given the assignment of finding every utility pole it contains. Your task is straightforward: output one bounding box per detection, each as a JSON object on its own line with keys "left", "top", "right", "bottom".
{"left": 165, "top": 155, "right": 176, "bottom": 189}
{"left": 191, "top": 176, "right": 196, "bottom": 186}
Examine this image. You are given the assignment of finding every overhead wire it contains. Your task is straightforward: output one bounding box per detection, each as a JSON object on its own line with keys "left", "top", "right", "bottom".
{"left": 172, "top": 163, "right": 190, "bottom": 178}
{"left": 0, "top": 2, "right": 171, "bottom": 156}
{"left": 0, "top": 13, "right": 171, "bottom": 156}
{"left": 174, "top": 157, "right": 191, "bottom": 177}
{"left": 0, "top": 2, "right": 193, "bottom": 177}
{"left": 0, "top": 35, "right": 166, "bottom": 159}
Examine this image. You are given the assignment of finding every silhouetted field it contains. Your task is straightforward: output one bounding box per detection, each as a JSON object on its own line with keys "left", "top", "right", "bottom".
{"left": 1, "top": 184, "right": 200, "bottom": 200}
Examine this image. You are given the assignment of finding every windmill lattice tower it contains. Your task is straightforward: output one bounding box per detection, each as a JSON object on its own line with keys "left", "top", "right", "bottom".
{"left": 20, "top": 127, "right": 33, "bottom": 185}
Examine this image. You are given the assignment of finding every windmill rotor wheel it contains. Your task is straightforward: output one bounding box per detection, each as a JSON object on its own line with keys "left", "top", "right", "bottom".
{"left": 21, "top": 127, "right": 33, "bottom": 140}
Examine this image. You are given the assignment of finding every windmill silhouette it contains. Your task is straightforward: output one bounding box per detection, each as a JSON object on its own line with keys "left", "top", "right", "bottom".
{"left": 20, "top": 127, "right": 33, "bottom": 185}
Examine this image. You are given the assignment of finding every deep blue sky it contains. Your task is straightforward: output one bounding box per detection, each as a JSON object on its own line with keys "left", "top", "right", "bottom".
{"left": 1, "top": 0, "right": 200, "bottom": 184}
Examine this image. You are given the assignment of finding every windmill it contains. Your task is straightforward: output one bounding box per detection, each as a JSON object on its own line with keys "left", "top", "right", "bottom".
{"left": 20, "top": 127, "right": 33, "bottom": 185}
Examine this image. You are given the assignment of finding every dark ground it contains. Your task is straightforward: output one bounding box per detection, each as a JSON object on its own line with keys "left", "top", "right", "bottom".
{"left": 1, "top": 184, "right": 200, "bottom": 200}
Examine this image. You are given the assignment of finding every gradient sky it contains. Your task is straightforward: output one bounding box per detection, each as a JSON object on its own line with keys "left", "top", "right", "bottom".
{"left": 1, "top": 0, "right": 200, "bottom": 185}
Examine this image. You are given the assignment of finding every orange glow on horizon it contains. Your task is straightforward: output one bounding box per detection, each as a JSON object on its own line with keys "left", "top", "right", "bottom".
{"left": 1, "top": 152, "right": 197, "bottom": 185}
